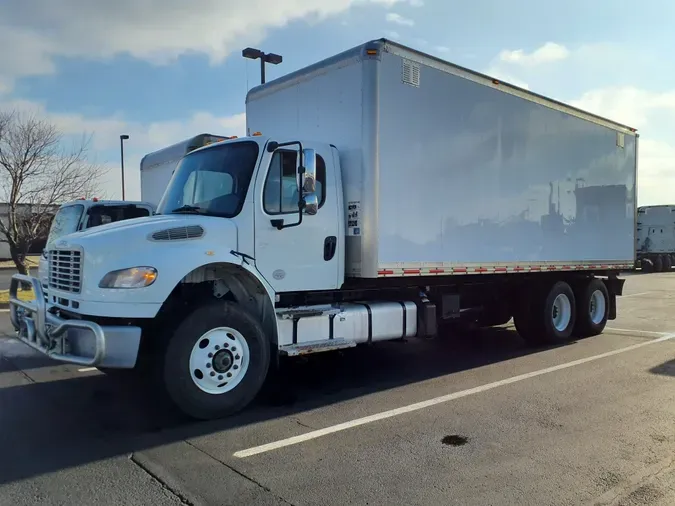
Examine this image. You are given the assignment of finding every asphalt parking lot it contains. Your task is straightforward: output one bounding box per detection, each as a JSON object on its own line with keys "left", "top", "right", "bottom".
{"left": 2, "top": 272, "right": 675, "bottom": 506}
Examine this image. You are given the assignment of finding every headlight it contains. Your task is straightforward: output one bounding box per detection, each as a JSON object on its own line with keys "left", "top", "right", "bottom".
{"left": 99, "top": 267, "right": 157, "bottom": 289}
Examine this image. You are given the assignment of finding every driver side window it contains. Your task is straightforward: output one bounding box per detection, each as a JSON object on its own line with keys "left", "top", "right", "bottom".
{"left": 264, "top": 150, "right": 299, "bottom": 215}
{"left": 263, "top": 150, "right": 327, "bottom": 215}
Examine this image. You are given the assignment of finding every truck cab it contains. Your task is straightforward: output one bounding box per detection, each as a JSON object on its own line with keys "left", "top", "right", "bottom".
{"left": 39, "top": 199, "right": 154, "bottom": 295}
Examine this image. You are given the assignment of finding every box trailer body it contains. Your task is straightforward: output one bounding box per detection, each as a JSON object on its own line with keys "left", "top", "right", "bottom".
{"left": 140, "top": 133, "right": 232, "bottom": 208}
{"left": 246, "top": 40, "right": 637, "bottom": 278}
{"left": 636, "top": 205, "right": 675, "bottom": 271}
{"left": 10, "top": 39, "right": 637, "bottom": 421}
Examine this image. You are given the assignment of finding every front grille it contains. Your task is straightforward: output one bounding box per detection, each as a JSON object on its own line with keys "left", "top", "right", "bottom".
{"left": 49, "top": 250, "right": 82, "bottom": 293}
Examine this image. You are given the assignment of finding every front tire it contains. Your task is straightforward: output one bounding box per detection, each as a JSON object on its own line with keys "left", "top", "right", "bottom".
{"left": 163, "top": 301, "right": 271, "bottom": 420}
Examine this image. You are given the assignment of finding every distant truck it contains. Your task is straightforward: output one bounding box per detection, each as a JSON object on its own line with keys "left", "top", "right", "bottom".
{"left": 11, "top": 39, "right": 637, "bottom": 420}
{"left": 636, "top": 205, "right": 675, "bottom": 272}
{"left": 38, "top": 199, "right": 155, "bottom": 296}
{"left": 140, "top": 133, "right": 234, "bottom": 208}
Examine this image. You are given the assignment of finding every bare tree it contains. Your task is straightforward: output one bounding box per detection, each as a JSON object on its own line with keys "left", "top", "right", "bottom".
{"left": 0, "top": 110, "right": 108, "bottom": 274}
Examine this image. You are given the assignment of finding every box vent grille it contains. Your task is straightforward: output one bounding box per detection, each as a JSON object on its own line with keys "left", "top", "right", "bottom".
{"left": 402, "top": 59, "right": 421, "bottom": 87}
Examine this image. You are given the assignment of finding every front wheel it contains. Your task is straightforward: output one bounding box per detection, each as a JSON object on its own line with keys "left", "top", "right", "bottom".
{"left": 162, "top": 301, "right": 271, "bottom": 420}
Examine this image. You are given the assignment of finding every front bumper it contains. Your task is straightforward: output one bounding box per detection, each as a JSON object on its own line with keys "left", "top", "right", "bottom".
{"left": 9, "top": 274, "right": 142, "bottom": 368}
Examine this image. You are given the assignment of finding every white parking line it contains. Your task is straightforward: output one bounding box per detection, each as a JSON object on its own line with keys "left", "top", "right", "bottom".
{"left": 620, "top": 291, "right": 654, "bottom": 298}
{"left": 606, "top": 327, "right": 665, "bottom": 336}
{"left": 233, "top": 332, "right": 675, "bottom": 459}
{"left": 78, "top": 367, "right": 98, "bottom": 372}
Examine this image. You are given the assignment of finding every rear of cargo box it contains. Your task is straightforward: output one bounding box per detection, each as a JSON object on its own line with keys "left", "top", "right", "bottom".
{"left": 246, "top": 39, "right": 638, "bottom": 280}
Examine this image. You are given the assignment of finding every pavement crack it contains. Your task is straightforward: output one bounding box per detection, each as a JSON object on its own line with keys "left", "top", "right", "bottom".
{"left": 1, "top": 356, "right": 36, "bottom": 383}
{"left": 591, "top": 455, "right": 675, "bottom": 506}
{"left": 184, "top": 440, "right": 297, "bottom": 506}
{"left": 129, "top": 452, "right": 195, "bottom": 506}
{"left": 292, "top": 417, "right": 314, "bottom": 429}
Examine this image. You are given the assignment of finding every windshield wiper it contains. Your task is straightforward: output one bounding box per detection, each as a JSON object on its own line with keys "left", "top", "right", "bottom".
{"left": 171, "top": 204, "right": 205, "bottom": 214}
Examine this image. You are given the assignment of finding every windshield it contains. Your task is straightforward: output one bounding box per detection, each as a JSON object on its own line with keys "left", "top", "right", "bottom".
{"left": 85, "top": 205, "right": 151, "bottom": 228}
{"left": 46, "top": 204, "right": 84, "bottom": 249}
{"left": 156, "top": 141, "right": 260, "bottom": 218}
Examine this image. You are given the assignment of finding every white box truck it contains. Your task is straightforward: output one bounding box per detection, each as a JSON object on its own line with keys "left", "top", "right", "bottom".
{"left": 10, "top": 39, "right": 637, "bottom": 420}
{"left": 636, "top": 205, "right": 675, "bottom": 272}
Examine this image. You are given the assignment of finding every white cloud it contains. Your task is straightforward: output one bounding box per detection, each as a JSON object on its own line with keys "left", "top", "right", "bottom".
{"left": 566, "top": 86, "right": 675, "bottom": 205}
{"left": 385, "top": 12, "right": 415, "bottom": 26}
{"left": 0, "top": 98, "right": 247, "bottom": 200}
{"left": 569, "top": 87, "right": 675, "bottom": 129}
{"left": 0, "top": 0, "right": 418, "bottom": 92}
{"left": 434, "top": 46, "right": 450, "bottom": 53}
{"left": 498, "top": 42, "right": 570, "bottom": 67}
{"left": 409, "top": 0, "right": 424, "bottom": 5}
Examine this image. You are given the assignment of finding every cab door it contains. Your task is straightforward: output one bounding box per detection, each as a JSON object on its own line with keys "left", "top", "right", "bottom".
{"left": 253, "top": 142, "right": 340, "bottom": 293}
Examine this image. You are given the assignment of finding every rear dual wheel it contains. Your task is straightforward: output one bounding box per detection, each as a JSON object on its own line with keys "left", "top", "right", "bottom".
{"left": 514, "top": 277, "right": 609, "bottom": 346}
{"left": 514, "top": 281, "right": 576, "bottom": 346}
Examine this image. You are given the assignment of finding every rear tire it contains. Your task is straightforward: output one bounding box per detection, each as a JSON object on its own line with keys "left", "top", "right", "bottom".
{"left": 162, "top": 301, "right": 271, "bottom": 420}
{"left": 653, "top": 255, "right": 663, "bottom": 272}
{"left": 641, "top": 258, "right": 654, "bottom": 273}
{"left": 572, "top": 278, "right": 609, "bottom": 338}
{"left": 663, "top": 254, "right": 672, "bottom": 271}
{"left": 514, "top": 281, "right": 577, "bottom": 346}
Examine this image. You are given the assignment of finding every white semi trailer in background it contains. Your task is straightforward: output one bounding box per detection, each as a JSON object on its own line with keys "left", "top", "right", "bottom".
{"left": 140, "top": 133, "right": 234, "bottom": 208}
{"left": 11, "top": 39, "right": 637, "bottom": 420}
{"left": 636, "top": 205, "right": 675, "bottom": 272}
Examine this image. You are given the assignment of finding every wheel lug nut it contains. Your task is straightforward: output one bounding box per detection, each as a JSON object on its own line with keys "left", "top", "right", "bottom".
{"left": 224, "top": 343, "right": 229, "bottom": 348}
{"left": 214, "top": 345, "right": 220, "bottom": 350}
{"left": 235, "top": 355, "right": 240, "bottom": 360}
{"left": 227, "top": 372, "right": 232, "bottom": 377}
{"left": 206, "top": 363, "right": 211, "bottom": 368}
{"left": 210, "top": 371, "right": 216, "bottom": 376}
{"left": 231, "top": 347, "right": 236, "bottom": 352}
{"left": 218, "top": 375, "right": 223, "bottom": 380}
{"left": 233, "top": 365, "right": 239, "bottom": 370}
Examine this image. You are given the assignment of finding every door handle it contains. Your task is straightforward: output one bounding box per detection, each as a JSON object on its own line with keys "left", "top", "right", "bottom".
{"left": 324, "top": 236, "right": 337, "bottom": 261}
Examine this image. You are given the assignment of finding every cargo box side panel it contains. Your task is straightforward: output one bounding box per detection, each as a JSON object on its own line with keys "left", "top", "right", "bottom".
{"left": 375, "top": 50, "right": 637, "bottom": 274}
{"left": 245, "top": 54, "right": 369, "bottom": 276}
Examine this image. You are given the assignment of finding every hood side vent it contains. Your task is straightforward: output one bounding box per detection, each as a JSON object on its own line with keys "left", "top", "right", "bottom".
{"left": 151, "top": 225, "right": 204, "bottom": 241}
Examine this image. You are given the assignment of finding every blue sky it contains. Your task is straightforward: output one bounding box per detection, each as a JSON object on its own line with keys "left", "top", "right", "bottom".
{"left": 0, "top": 0, "right": 674, "bottom": 204}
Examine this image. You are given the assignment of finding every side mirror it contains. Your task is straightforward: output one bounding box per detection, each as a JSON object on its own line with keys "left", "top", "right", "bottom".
{"left": 301, "top": 148, "right": 317, "bottom": 194}
{"left": 304, "top": 194, "right": 318, "bottom": 216}
{"left": 301, "top": 148, "right": 318, "bottom": 216}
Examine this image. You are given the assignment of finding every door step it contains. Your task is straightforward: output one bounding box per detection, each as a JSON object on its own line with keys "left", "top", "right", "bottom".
{"left": 275, "top": 304, "right": 341, "bottom": 320}
{"left": 279, "top": 339, "right": 357, "bottom": 356}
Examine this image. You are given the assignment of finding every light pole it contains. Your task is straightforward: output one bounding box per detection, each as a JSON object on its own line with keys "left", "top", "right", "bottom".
{"left": 120, "top": 134, "right": 129, "bottom": 200}
{"left": 242, "top": 47, "right": 283, "bottom": 84}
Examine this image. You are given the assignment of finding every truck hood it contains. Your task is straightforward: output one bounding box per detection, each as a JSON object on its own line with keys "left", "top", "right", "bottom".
{"left": 49, "top": 214, "right": 241, "bottom": 305}
{"left": 69, "top": 213, "right": 197, "bottom": 241}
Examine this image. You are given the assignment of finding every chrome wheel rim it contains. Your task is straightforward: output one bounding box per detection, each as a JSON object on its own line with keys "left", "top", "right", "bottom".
{"left": 551, "top": 293, "right": 572, "bottom": 332}
{"left": 589, "top": 290, "right": 606, "bottom": 325}
{"left": 188, "top": 327, "right": 250, "bottom": 394}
